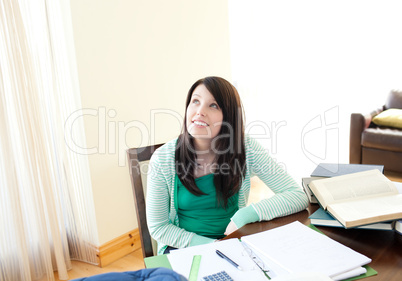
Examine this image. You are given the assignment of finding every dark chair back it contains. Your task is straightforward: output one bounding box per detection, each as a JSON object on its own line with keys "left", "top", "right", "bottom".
{"left": 127, "top": 144, "right": 163, "bottom": 258}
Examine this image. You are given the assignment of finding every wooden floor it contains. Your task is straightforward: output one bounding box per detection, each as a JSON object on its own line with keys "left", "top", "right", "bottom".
{"left": 54, "top": 249, "right": 145, "bottom": 281}
{"left": 56, "top": 172, "right": 402, "bottom": 280}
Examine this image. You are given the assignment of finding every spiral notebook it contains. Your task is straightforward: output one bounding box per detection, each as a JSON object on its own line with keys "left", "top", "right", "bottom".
{"left": 167, "top": 221, "right": 372, "bottom": 281}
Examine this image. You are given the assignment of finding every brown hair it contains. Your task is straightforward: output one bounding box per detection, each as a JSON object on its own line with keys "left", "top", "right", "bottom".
{"left": 175, "top": 76, "right": 246, "bottom": 207}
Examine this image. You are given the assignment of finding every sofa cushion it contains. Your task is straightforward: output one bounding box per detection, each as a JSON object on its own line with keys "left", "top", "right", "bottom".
{"left": 385, "top": 90, "right": 402, "bottom": 109}
{"left": 372, "top": 109, "right": 402, "bottom": 129}
{"left": 362, "top": 127, "right": 402, "bottom": 152}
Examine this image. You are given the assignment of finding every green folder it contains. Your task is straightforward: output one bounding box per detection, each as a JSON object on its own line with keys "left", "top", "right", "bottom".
{"left": 144, "top": 254, "right": 171, "bottom": 269}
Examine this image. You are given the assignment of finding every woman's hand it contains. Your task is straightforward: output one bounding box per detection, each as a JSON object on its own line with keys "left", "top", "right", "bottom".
{"left": 224, "top": 220, "right": 238, "bottom": 236}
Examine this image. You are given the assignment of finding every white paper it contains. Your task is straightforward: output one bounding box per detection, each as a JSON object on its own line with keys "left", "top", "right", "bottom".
{"left": 167, "top": 238, "right": 266, "bottom": 281}
{"left": 332, "top": 266, "right": 366, "bottom": 281}
{"left": 271, "top": 272, "right": 334, "bottom": 281}
{"left": 241, "top": 221, "right": 371, "bottom": 278}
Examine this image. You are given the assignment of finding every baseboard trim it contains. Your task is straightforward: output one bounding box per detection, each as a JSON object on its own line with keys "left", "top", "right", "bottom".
{"left": 97, "top": 228, "right": 141, "bottom": 267}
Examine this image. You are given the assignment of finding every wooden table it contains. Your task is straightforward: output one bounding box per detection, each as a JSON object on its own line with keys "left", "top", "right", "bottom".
{"left": 225, "top": 204, "right": 402, "bottom": 281}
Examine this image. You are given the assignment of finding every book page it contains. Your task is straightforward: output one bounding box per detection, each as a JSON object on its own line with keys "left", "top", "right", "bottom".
{"left": 332, "top": 267, "right": 367, "bottom": 281}
{"left": 271, "top": 271, "right": 333, "bottom": 281}
{"left": 309, "top": 169, "right": 397, "bottom": 208}
{"left": 241, "top": 221, "right": 371, "bottom": 278}
{"left": 327, "top": 194, "right": 402, "bottom": 228}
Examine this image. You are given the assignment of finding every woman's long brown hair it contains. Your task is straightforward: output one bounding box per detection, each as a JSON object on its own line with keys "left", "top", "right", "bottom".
{"left": 175, "top": 76, "right": 246, "bottom": 208}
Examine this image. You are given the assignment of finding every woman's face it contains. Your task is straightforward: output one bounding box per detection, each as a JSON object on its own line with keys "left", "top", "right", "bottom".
{"left": 186, "top": 84, "right": 223, "bottom": 142}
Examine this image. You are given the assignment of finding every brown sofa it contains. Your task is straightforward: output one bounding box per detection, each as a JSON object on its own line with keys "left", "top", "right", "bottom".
{"left": 349, "top": 90, "right": 402, "bottom": 173}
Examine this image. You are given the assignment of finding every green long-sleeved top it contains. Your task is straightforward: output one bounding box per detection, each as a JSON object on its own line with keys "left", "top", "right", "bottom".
{"left": 146, "top": 135, "right": 309, "bottom": 255}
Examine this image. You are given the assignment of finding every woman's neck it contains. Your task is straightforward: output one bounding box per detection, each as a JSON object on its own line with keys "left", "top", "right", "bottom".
{"left": 193, "top": 139, "right": 217, "bottom": 177}
{"left": 193, "top": 138, "right": 213, "bottom": 154}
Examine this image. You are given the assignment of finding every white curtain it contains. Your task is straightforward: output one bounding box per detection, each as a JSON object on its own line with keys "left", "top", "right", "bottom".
{"left": 0, "top": 0, "right": 98, "bottom": 280}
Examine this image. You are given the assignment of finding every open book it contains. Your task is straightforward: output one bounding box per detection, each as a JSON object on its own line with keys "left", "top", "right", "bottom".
{"left": 309, "top": 169, "right": 402, "bottom": 228}
{"left": 167, "top": 221, "right": 371, "bottom": 281}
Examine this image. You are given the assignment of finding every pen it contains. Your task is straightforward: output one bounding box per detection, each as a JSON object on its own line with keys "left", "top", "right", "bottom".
{"left": 216, "top": 250, "right": 243, "bottom": 271}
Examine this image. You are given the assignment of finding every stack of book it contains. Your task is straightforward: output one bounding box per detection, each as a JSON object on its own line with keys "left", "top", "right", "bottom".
{"left": 309, "top": 206, "right": 394, "bottom": 231}
{"left": 304, "top": 163, "right": 402, "bottom": 232}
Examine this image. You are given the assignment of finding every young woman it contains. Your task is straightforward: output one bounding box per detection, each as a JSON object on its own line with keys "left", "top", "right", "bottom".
{"left": 146, "top": 76, "right": 308, "bottom": 255}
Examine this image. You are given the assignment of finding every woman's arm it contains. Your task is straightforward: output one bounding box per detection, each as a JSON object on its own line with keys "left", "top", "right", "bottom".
{"left": 229, "top": 137, "right": 308, "bottom": 230}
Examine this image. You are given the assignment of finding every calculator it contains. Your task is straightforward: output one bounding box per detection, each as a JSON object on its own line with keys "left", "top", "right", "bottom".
{"left": 201, "top": 270, "right": 234, "bottom": 281}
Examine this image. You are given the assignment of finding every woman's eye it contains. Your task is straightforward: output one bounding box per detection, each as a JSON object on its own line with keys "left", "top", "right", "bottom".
{"left": 210, "top": 103, "right": 219, "bottom": 109}
{"left": 192, "top": 99, "right": 200, "bottom": 104}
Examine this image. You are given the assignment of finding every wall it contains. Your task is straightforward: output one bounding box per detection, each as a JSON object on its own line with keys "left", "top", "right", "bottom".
{"left": 229, "top": 0, "right": 402, "bottom": 182}
{"left": 70, "top": 0, "right": 231, "bottom": 245}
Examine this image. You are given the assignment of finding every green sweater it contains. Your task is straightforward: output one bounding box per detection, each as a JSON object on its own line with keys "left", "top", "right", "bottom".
{"left": 176, "top": 173, "right": 239, "bottom": 239}
{"left": 146, "top": 135, "right": 309, "bottom": 255}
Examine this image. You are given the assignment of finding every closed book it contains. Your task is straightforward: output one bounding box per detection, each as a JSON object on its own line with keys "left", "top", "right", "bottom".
{"left": 302, "top": 177, "right": 323, "bottom": 204}
{"left": 396, "top": 220, "right": 402, "bottom": 235}
{"left": 309, "top": 207, "right": 393, "bottom": 230}
{"left": 311, "top": 163, "right": 384, "bottom": 178}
